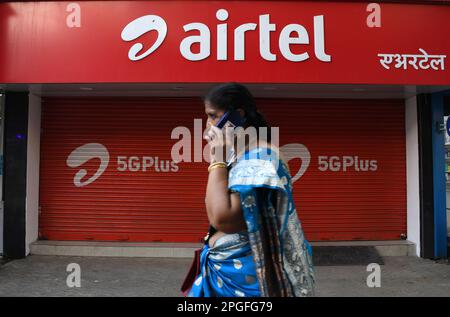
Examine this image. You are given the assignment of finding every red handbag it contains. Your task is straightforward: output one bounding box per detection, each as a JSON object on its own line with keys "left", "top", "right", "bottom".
{"left": 180, "top": 247, "right": 202, "bottom": 296}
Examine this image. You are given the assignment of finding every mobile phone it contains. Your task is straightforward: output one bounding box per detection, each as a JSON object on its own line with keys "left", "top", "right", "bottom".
{"left": 215, "top": 111, "right": 245, "bottom": 130}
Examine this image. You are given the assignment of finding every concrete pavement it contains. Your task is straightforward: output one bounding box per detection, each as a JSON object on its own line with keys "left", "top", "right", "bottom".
{"left": 0, "top": 255, "right": 449, "bottom": 296}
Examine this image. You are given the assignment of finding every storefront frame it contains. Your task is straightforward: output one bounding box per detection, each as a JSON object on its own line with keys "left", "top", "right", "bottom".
{"left": 0, "top": 85, "right": 425, "bottom": 258}
{"left": 2, "top": 0, "right": 450, "bottom": 258}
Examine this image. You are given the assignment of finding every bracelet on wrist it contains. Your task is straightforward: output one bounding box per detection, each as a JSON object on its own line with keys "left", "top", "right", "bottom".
{"left": 208, "top": 161, "right": 227, "bottom": 172}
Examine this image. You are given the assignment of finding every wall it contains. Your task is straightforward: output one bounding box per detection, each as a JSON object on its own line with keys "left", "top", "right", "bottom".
{"left": 0, "top": 93, "right": 4, "bottom": 256}
{"left": 26, "top": 93, "right": 41, "bottom": 255}
{"left": 405, "top": 96, "right": 421, "bottom": 256}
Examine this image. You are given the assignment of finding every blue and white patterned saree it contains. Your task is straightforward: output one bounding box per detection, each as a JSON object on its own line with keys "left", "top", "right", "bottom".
{"left": 188, "top": 232, "right": 261, "bottom": 297}
{"left": 189, "top": 146, "right": 315, "bottom": 297}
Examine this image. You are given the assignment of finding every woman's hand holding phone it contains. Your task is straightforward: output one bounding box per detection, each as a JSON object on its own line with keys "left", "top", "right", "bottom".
{"left": 204, "top": 125, "right": 235, "bottom": 165}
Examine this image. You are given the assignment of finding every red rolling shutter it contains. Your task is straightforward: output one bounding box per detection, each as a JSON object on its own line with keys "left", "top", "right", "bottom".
{"left": 39, "top": 97, "right": 406, "bottom": 242}
{"left": 39, "top": 97, "right": 210, "bottom": 242}
{"left": 257, "top": 98, "right": 406, "bottom": 241}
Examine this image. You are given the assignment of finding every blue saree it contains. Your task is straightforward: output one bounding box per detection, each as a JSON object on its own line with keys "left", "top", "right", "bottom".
{"left": 188, "top": 232, "right": 261, "bottom": 297}
{"left": 189, "top": 146, "right": 315, "bottom": 297}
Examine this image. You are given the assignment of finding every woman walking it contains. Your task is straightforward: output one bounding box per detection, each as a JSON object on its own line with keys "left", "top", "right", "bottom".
{"left": 186, "top": 83, "right": 315, "bottom": 297}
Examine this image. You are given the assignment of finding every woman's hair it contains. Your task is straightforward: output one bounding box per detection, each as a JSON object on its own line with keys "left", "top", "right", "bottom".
{"left": 203, "top": 82, "right": 271, "bottom": 140}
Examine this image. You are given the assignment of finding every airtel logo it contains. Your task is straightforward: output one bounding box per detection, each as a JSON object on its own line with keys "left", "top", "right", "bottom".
{"left": 121, "top": 15, "right": 168, "bottom": 61}
{"left": 121, "top": 9, "right": 331, "bottom": 62}
{"left": 280, "top": 143, "right": 310, "bottom": 184}
{"left": 66, "top": 143, "right": 110, "bottom": 187}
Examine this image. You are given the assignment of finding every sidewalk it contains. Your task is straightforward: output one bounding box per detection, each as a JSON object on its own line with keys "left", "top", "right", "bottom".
{"left": 0, "top": 255, "right": 449, "bottom": 296}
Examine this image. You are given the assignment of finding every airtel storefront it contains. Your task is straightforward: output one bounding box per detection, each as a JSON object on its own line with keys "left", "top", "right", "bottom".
{"left": 0, "top": 0, "right": 449, "bottom": 259}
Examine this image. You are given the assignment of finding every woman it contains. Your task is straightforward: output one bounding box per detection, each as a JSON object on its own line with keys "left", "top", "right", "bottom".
{"left": 187, "top": 83, "right": 315, "bottom": 297}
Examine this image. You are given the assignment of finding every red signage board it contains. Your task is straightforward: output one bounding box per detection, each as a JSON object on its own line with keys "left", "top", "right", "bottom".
{"left": 0, "top": 1, "right": 449, "bottom": 84}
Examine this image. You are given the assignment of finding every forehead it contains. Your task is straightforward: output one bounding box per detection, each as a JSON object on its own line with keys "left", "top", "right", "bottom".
{"left": 204, "top": 101, "right": 217, "bottom": 112}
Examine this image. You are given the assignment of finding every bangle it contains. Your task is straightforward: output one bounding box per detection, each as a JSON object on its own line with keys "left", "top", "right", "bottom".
{"left": 208, "top": 162, "right": 227, "bottom": 172}
{"left": 209, "top": 164, "right": 227, "bottom": 172}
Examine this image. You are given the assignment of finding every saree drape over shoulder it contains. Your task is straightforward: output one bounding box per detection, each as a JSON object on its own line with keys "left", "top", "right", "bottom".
{"left": 189, "top": 146, "right": 315, "bottom": 297}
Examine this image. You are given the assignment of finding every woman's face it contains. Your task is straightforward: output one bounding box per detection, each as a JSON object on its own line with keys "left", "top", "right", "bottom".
{"left": 204, "top": 101, "right": 226, "bottom": 128}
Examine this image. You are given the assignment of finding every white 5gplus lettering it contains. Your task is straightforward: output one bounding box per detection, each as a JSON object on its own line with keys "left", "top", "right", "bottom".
{"left": 318, "top": 156, "right": 378, "bottom": 172}
{"left": 117, "top": 156, "right": 179, "bottom": 173}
